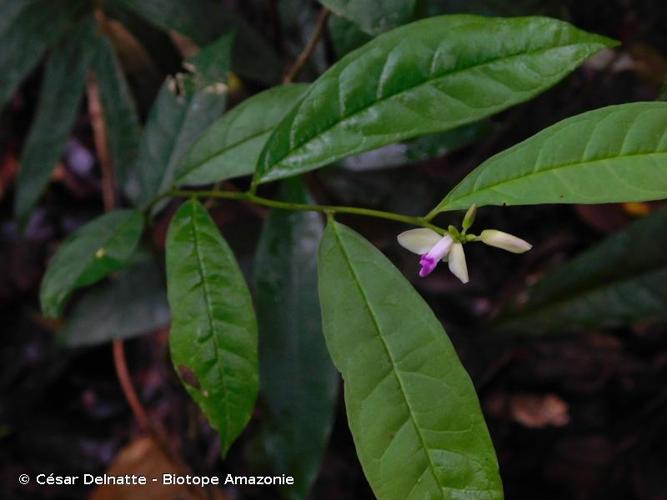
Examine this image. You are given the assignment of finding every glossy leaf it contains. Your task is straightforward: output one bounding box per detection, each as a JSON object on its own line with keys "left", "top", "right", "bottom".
{"left": 14, "top": 19, "right": 97, "bottom": 223}
{"left": 134, "top": 76, "right": 228, "bottom": 208}
{"left": 318, "top": 221, "right": 502, "bottom": 499}
{"left": 92, "top": 32, "right": 141, "bottom": 190}
{"left": 177, "top": 84, "right": 309, "bottom": 186}
{"left": 255, "top": 179, "right": 338, "bottom": 499}
{"left": 166, "top": 200, "right": 258, "bottom": 455}
{"left": 0, "top": 0, "right": 86, "bottom": 108}
{"left": 433, "top": 102, "right": 667, "bottom": 214}
{"left": 40, "top": 210, "right": 144, "bottom": 318}
{"left": 256, "top": 15, "right": 615, "bottom": 184}
{"left": 59, "top": 254, "right": 169, "bottom": 347}
{"left": 497, "top": 212, "right": 667, "bottom": 334}
{"left": 319, "top": 0, "right": 417, "bottom": 35}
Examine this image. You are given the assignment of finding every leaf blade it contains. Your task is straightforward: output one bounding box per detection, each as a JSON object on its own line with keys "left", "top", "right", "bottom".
{"left": 433, "top": 102, "right": 667, "bottom": 213}
{"left": 255, "top": 179, "right": 338, "bottom": 499}
{"left": 166, "top": 200, "right": 258, "bottom": 454}
{"left": 177, "top": 84, "right": 309, "bottom": 186}
{"left": 14, "top": 18, "right": 97, "bottom": 222}
{"left": 318, "top": 221, "right": 502, "bottom": 499}
{"left": 40, "top": 209, "right": 144, "bottom": 318}
{"left": 256, "top": 15, "right": 615, "bottom": 183}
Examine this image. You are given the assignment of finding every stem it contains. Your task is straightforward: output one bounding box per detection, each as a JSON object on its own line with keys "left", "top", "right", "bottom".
{"left": 282, "top": 7, "right": 330, "bottom": 83}
{"left": 165, "top": 189, "right": 445, "bottom": 233}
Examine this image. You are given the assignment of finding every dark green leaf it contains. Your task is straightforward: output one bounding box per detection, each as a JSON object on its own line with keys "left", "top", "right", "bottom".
{"left": 133, "top": 76, "right": 228, "bottom": 208}
{"left": 40, "top": 210, "right": 144, "bottom": 318}
{"left": 59, "top": 253, "right": 169, "bottom": 346}
{"left": 166, "top": 200, "right": 258, "bottom": 455}
{"left": 328, "top": 14, "right": 373, "bottom": 58}
{"left": 0, "top": 0, "right": 86, "bottom": 108}
{"left": 497, "top": 212, "right": 667, "bottom": 334}
{"left": 14, "top": 19, "right": 97, "bottom": 223}
{"left": 318, "top": 221, "right": 502, "bottom": 499}
{"left": 319, "top": 0, "right": 417, "bottom": 35}
{"left": 432, "top": 102, "right": 667, "bottom": 214}
{"left": 256, "top": 15, "right": 615, "bottom": 184}
{"left": 255, "top": 179, "right": 338, "bottom": 499}
{"left": 92, "top": 32, "right": 142, "bottom": 191}
{"left": 177, "top": 84, "right": 309, "bottom": 186}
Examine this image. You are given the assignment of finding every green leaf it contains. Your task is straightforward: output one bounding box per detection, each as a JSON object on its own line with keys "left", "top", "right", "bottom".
{"left": 319, "top": 0, "right": 417, "bottom": 35}
{"left": 256, "top": 15, "right": 616, "bottom": 184}
{"left": 59, "top": 253, "right": 169, "bottom": 347}
{"left": 166, "top": 199, "right": 258, "bottom": 455}
{"left": 255, "top": 179, "right": 338, "bottom": 499}
{"left": 92, "top": 32, "right": 142, "bottom": 191}
{"left": 177, "top": 84, "right": 309, "bottom": 186}
{"left": 14, "top": 19, "right": 97, "bottom": 223}
{"left": 133, "top": 76, "right": 228, "bottom": 208}
{"left": 318, "top": 221, "right": 502, "bottom": 499}
{"left": 0, "top": 0, "right": 86, "bottom": 108}
{"left": 432, "top": 102, "right": 667, "bottom": 214}
{"left": 497, "top": 212, "right": 667, "bottom": 334}
{"left": 40, "top": 210, "right": 144, "bottom": 318}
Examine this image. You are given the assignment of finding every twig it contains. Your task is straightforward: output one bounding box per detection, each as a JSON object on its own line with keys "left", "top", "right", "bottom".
{"left": 86, "top": 71, "right": 116, "bottom": 211}
{"left": 87, "top": 63, "right": 179, "bottom": 466}
{"left": 282, "top": 7, "right": 330, "bottom": 83}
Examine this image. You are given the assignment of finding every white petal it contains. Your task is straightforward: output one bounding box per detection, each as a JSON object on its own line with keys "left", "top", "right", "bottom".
{"left": 397, "top": 228, "right": 442, "bottom": 255}
{"left": 480, "top": 229, "right": 532, "bottom": 254}
{"left": 448, "top": 243, "right": 469, "bottom": 284}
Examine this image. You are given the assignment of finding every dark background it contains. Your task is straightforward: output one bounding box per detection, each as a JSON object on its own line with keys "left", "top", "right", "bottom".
{"left": 1, "top": 0, "right": 667, "bottom": 498}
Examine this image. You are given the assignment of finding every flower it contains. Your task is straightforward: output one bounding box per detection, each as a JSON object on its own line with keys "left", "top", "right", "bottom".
{"left": 479, "top": 229, "right": 532, "bottom": 253}
{"left": 397, "top": 228, "right": 453, "bottom": 278}
{"left": 447, "top": 242, "right": 469, "bottom": 284}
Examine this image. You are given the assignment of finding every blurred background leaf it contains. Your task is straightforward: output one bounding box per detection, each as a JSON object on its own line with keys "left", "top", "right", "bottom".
{"left": 497, "top": 211, "right": 667, "bottom": 334}
{"left": 255, "top": 179, "right": 338, "bottom": 500}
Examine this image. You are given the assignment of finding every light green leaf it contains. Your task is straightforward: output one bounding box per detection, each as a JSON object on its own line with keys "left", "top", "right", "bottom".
{"left": 133, "top": 76, "right": 228, "bottom": 208}
{"left": 497, "top": 212, "right": 667, "bottom": 334}
{"left": 319, "top": 0, "right": 417, "bottom": 35}
{"left": 255, "top": 179, "right": 338, "bottom": 500}
{"left": 14, "top": 19, "right": 97, "bottom": 223}
{"left": 166, "top": 199, "right": 258, "bottom": 455}
{"left": 40, "top": 210, "right": 144, "bottom": 318}
{"left": 256, "top": 15, "right": 615, "bottom": 184}
{"left": 432, "top": 102, "right": 667, "bottom": 214}
{"left": 0, "top": 0, "right": 86, "bottom": 108}
{"left": 318, "top": 221, "right": 502, "bottom": 500}
{"left": 92, "top": 32, "right": 141, "bottom": 191}
{"left": 177, "top": 84, "right": 309, "bottom": 186}
{"left": 59, "top": 253, "right": 169, "bottom": 347}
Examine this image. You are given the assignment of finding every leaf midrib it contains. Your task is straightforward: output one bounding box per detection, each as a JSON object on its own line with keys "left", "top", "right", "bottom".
{"left": 189, "top": 203, "right": 231, "bottom": 444}
{"left": 266, "top": 39, "right": 606, "bottom": 172}
{"left": 331, "top": 223, "right": 444, "bottom": 497}
{"left": 442, "top": 150, "right": 667, "bottom": 210}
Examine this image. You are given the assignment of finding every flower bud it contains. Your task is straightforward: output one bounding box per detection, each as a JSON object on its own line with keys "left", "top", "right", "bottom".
{"left": 462, "top": 204, "right": 477, "bottom": 231}
{"left": 480, "top": 229, "right": 532, "bottom": 254}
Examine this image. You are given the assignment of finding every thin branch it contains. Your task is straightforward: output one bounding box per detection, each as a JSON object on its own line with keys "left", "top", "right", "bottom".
{"left": 282, "top": 7, "right": 330, "bottom": 83}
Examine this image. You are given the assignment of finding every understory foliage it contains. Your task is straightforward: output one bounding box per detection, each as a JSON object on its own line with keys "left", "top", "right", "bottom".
{"left": 5, "top": 0, "right": 667, "bottom": 498}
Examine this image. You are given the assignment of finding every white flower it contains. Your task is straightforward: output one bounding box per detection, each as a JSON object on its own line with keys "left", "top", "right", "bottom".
{"left": 480, "top": 229, "right": 532, "bottom": 253}
{"left": 397, "top": 228, "right": 453, "bottom": 278}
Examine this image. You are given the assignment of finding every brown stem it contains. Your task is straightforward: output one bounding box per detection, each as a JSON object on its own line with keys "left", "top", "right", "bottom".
{"left": 86, "top": 71, "right": 116, "bottom": 211}
{"left": 282, "top": 7, "right": 330, "bottom": 83}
